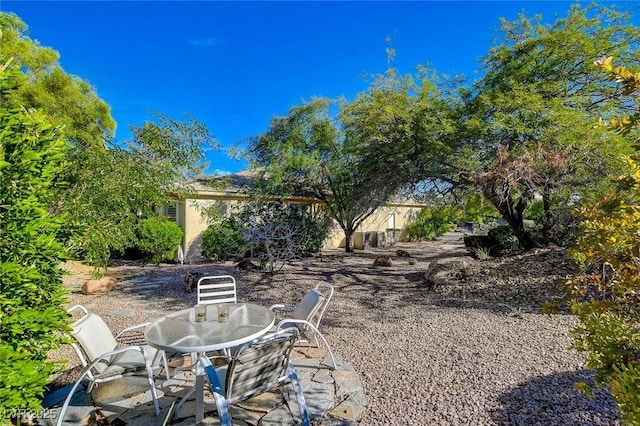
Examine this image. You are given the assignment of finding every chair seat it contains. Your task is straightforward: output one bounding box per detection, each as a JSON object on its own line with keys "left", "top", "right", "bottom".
{"left": 98, "top": 345, "right": 163, "bottom": 378}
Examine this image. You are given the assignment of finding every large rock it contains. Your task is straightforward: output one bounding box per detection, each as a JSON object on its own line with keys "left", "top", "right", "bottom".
{"left": 373, "top": 255, "right": 392, "bottom": 267}
{"left": 183, "top": 271, "right": 204, "bottom": 292}
{"left": 424, "top": 258, "right": 468, "bottom": 289}
{"left": 81, "top": 277, "right": 117, "bottom": 295}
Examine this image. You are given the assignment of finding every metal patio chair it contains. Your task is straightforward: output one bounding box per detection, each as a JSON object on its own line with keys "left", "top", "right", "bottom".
{"left": 199, "top": 328, "right": 310, "bottom": 426}
{"left": 270, "top": 281, "right": 337, "bottom": 369}
{"left": 57, "top": 305, "right": 168, "bottom": 423}
{"left": 197, "top": 275, "right": 237, "bottom": 305}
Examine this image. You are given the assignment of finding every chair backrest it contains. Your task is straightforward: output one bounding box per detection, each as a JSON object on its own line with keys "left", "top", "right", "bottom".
{"left": 293, "top": 282, "right": 334, "bottom": 329}
{"left": 197, "top": 275, "right": 237, "bottom": 305}
{"left": 225, "top": 328, "right": 299, "bottom": 401}
{"left": 70, "top": 312, "right": 118, "bottom": 373}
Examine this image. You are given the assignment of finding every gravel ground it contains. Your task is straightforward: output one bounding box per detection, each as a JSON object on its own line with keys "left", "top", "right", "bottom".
{"left": 52, "top": 233, "right": 620, "bottom": 425}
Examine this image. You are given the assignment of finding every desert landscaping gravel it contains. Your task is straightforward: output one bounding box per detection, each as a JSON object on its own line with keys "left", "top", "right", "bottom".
{"left": 52, "top": 233, "right": 620, "bottom": 425}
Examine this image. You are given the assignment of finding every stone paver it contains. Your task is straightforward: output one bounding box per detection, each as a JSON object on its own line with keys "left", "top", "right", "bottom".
{"left": 45, "top": 348, "right": 366, "bottom": 425}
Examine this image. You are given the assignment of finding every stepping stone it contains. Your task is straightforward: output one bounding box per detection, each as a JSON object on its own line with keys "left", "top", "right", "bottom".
{"left": 328, "top": 394, "right": 367, "bottom": 423}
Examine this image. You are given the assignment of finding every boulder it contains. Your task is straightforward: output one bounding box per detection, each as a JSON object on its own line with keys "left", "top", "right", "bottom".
{"left": 373, "top": 255, "right": 392, "bottom": 267}
{"left": 184, "top": 271, "right": 205, "bottom": 292}
{"left": 81, "top": 277, "right": 117, "bottom": 295}
{"left": 424, "top": 258, "right": 468, "bottom": 289}
{"left": 396, "top": 249, "right": 411, "bottom": 257}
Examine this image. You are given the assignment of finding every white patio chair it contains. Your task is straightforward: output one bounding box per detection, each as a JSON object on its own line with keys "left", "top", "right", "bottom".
{"left": 65, "top": 305, "right": 168, "bottom": 394}
{"left": 196, "top": 275, "right": 237, "bottom": 305}
{"left": 199, "top": 328, "right": 310, "bottom": 426}
{"left": 191, "top": 275, "right": 237, "bottom": 362}
{"left": 270, "top": 281, "right": 337, "bottom": 369}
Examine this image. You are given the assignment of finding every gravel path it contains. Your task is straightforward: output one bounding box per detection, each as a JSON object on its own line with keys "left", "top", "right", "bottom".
{"left": 53, "top": 233, "right": 620, "bottom": 425}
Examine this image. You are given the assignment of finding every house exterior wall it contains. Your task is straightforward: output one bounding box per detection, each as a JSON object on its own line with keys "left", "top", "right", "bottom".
{"left": 175, "top": 191, "right": 426, "bottom": 263}
{"left": 181, "top": 197, "right": 245, "bottom": 263}
{"left": 323, "top": 203, "right": 424, "bottom": 249}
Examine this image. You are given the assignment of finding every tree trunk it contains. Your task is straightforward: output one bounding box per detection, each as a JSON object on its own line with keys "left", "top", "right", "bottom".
{"left": 485, "top": 191, "right": 538, "bottom": 250}
{"left": 344, "top": 228, "right": 354, "bottom": 253}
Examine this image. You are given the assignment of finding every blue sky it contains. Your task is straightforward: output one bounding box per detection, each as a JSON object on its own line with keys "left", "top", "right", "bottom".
{"left": 1, "top": 1, "right": 637, "bottom": 174}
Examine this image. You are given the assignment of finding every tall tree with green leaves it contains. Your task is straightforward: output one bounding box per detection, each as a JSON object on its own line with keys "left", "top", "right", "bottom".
{"left": 0, "top": 12, "right": 115, "bottom": 150}
{"left": 249, "top": 68, "right": 451, "bottom": 251}
{"left": 1, "top": 13, "right": 218, "bottom": 268}
{"left": 454, "top": 3, "right": 639, "bottom": 249}
{"left": 0, "top": 64, "right": 71, "bottom": 418}
{"left": 68, "top": 113, "right": 217, "bottom": 269}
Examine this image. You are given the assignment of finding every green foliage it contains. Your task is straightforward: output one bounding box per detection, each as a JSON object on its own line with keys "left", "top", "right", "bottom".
{"left": 537, "top": 210, "right": 580, "bottom": 248}
{"left": 487, "top": 225, "right": 519, "bottom": 252}
{"left": 459, "top": 193, "right": 496, "bottom": 225}
{"left": 0, "top": 12, "right": 115, "bottom": 150}
{"left": 567, "top": 58, "right": 640, "bottom": 424}
{"left": 455, "top": 3, "right": 638, "bottom": 250}
{"left": 406, "top": 205, "right": 462, "bottom": 241}
{"left": 0, "top": 67, "right": 70, "bottom": 415}
{"left": 201, "top": 217, "right": 247, "bottom": 261}
{"left": 470, "top": 246, "right": 492, "bottom": 261}
{"left": 201, "top": 201, "right": 329, "bottom": 271}
{"left": 135, "top": 215, "right": 183, "bottom": 264}
{"left": 1, "top": 13, "right": 217, "bottom": 271}
{"left": 250, "top": 66, "right": 453, "bottom": 252}
{"left": 67, "top": 113, "right": 216, "bottom": 270}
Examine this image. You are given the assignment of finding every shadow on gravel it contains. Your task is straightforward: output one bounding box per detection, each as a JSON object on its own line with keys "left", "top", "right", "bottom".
{"left": 492, "top": 369, "right": 620, "bottom": 426}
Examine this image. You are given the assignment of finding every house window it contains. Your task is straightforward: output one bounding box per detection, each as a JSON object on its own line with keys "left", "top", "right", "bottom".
{"left": 387, "top": 214, "right": 396, "bottom": 229}
{"left": 164, "top": 204, "right": 178, "bottom": 222}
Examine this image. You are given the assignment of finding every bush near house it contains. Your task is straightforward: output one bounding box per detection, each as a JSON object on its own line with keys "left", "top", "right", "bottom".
{"left": 135, "top": 215, "right": 183, "bottom": 264}
{"left": 0, "top": 67, "right": 71, "bottom": 417}
{"left": 201, "top": 217, "right": 247, "bottom": 261}
{"left": 406, "top": 205, "right": 462, "bottom": 241}
{"left": 202, "top": 201, "right": 329, "bottom": 271}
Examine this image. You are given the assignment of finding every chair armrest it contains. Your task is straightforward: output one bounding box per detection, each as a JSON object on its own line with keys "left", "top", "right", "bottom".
{"left": 115, "top": 322, "right": 151, "bottom": 346}
{"left": 276, "top": 319, "right": 310, "bottom": 330}
{"left": 67, "top": 305, "right": 88, "bottom": 315}
{"left": 269, "top": 304, "right": 296, "bottom": 311}
{"left": 115, "top": 322, "right": 151, "bottom": 339}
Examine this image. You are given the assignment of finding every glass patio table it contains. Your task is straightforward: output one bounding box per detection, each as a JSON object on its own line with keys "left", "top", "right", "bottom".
{"left": 144, "top": 303, "right": 275, "bottom": 422}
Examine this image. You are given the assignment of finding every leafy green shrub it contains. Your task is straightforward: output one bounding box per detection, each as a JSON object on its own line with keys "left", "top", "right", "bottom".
{"left": 135, "top": 215, "right": 183, "bottom": 264}
{"left": 565, "top": 58, "right": 640, "bottom": 423}
{"left": 487, "top": 225, "right": 521, "bottom": 255}
{"left": 537, "top": 210, "right": 580, "bottom": 248}
{"left": 407, "top": 205, "right": 462, "bottom": 241}
{"left": 201, "top": 201, "right": 329, "bottom": 268}
{"left": 201, "top": 218, "right": 247, "bottom": 261}
{"left": 0, "top": 68, "right": 71, "bottom": 416}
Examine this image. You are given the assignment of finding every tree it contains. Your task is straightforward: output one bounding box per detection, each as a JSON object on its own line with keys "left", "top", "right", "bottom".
{"left": 249, "top": 68, "right": 451, "bottom": 252}
{"left": 454, "top": 4, "right": 640, "bottom": 249}
{"left": 67, "top": 113, "right": 217, "bottom": 269}
{"left": 0, "top": 12, "right": 115, "bottom": 150}
{"left": 1, "top": 13, "right": 218, "bottom": 269}
{"left": 567, "top": 57, "right": 640, "bottom": 424}
{"left": 0, "top": 65, "right": 71, "bottom": 418}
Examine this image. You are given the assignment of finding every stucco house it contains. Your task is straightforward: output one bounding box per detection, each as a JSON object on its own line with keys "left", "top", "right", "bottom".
{"left": 164, "top": 171, "right": 428, "bottom": 263}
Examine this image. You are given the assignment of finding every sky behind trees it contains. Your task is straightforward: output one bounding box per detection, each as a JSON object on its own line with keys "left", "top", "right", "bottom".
{"left": 3, "top": 1, "right": 637, "bottom": 173}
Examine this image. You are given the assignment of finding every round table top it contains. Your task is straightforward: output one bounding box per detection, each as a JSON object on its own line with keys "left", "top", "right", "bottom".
{"left": 144, "top": 303, "right": 275, "bottom": 353}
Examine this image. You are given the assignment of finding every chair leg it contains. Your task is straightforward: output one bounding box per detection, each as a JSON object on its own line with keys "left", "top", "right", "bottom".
{"left": 306, "top": 324, "right": 337, "bottom": 370}
{"left": 213, "top": 394, "right": 232, "bottom": 426}
{"left": 287, "top": 364, "right": 311, "bottom": 426}
{"left": 162, "top": 352, "right": 170, "bottom": 381}
{"left": 144, "top": 359, "right": 161, "bottom": 416}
